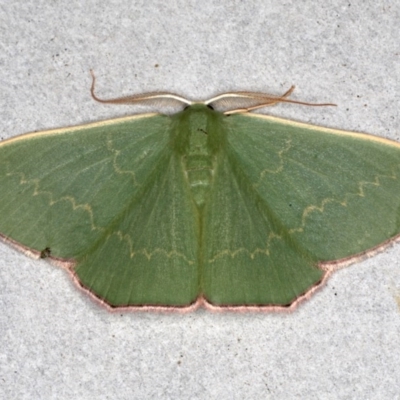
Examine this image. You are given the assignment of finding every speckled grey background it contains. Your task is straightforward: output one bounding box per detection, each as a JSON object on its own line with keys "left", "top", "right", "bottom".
{"left": 1, "top": 1, "right": 399, "bottom": 399}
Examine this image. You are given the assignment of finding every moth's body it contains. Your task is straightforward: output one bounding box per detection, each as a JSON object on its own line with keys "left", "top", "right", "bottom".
{"left": 176, "top": 105, "right": 223, "bottom": 210}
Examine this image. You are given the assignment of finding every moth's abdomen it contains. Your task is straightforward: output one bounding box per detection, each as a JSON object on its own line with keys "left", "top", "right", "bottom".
{"left": 184, "top": 153, "right": 214, "bottom": 208}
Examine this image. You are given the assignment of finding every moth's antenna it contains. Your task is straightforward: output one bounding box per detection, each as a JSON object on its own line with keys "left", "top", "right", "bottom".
{"left": 205, "top": 86, "right": 337, "bottom": 114}
{"left": 90, "top": 70, "right": 193, "bottom": 106}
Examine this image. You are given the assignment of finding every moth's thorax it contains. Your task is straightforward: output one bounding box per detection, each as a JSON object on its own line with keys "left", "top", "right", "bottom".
{"left": 172, "top": 105, "right": 225, "bottom": 209}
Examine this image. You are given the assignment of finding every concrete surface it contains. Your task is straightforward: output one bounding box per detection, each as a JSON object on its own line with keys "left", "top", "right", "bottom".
{"left": 0, "top": 1, "right": 399, "bottom": 399}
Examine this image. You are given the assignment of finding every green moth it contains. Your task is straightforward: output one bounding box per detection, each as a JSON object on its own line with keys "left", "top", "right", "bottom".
{"left": 0, "top": 73, "right": 399, "bottom": 311}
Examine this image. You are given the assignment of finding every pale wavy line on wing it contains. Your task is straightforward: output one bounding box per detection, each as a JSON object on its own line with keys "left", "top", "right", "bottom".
{"left": 253, "top": 139, "right": 292, "bottom": 188}
{"left": 5, "top": 169, "right": 103, "bottom": 233}
{"left": 208, "top": 168, "right": 397, "bottom": 263}
{"left": 106, "top": 136, "right": 139, "bottom": 185}
{"left": 113, "top": 230, "right": 195, "bottom": 265}
{"left": 288, "top": 168, "right": 397, "bottom": 234}
{"left": 208, "top": 232, "right": 282, "bottom": 263}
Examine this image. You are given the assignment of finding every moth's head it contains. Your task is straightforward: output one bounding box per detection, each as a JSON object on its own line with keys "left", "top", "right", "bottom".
{"left": 170, "top": 102, "right": 226, "bottom": 153}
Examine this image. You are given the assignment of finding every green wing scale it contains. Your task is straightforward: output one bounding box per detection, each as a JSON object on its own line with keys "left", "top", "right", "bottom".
{"left": 1, "top": 89, "right": 399, "bottom": 310}
{"left": 203, "top": 114, "right": 400, "bottom": 307}
{"left": 0, "top": 115, "right": 199, "bottom": 307}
